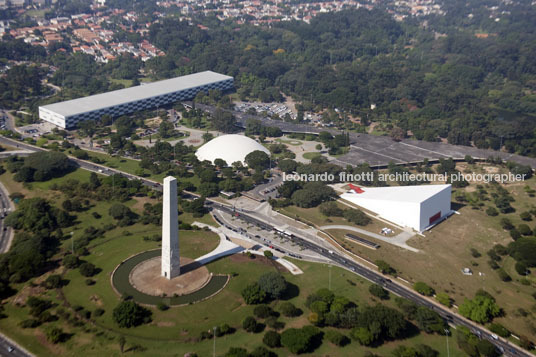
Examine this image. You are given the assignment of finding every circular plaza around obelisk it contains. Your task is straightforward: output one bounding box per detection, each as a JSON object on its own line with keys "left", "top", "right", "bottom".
{"left": 129, "top": 256, "right": 211, "bottom": 296}
{"left": 112, "top": 250, "right": 229, "bottom": 306}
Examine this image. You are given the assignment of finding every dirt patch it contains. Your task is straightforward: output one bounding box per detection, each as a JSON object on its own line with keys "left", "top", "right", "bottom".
{"left": 34, "top": 328, "right": 65, "bottom": 355}
{"left": 89, "top": 294, "right": 103, "bottom": 307}
{"left": 229, "top": 253, "right": 286, "bottom": 273}
{"left": 156, "top": 321, "right": 176, "bottom": 327}
{"left": 483, "top": 166, "right": 500, "bottom": 173}
{"left": 131, "top": 196, "right": 157, "bottom": 214}
{"left": 12, "top": 285, "right": 46, "bottom": 306}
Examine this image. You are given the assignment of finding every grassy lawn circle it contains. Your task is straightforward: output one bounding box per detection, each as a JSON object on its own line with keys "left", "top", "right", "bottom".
{"left": 112, "top": 250, "right": 229, "bottom": 306}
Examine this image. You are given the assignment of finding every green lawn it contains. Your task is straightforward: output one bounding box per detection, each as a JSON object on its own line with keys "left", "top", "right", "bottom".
{"left": 0, "top": 166, "right": 484, "bottom": 356}
{"left": 275, "top": 138, "right": 303, "bottom": 146}
{"left": 302, "top": 152, "right": 321, "bottom": 160}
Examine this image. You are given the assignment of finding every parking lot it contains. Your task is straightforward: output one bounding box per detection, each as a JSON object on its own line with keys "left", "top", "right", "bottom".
{"left": 235, "top": 101, "right": 296, "bottom": 120}
{"left": 18, "top": 122, "right": 56, "bottom": 138}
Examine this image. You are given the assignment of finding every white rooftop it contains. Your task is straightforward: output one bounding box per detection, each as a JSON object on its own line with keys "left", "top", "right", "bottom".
{"left": 342, "top": 184, "right": 451, "bottom": 204}
{"left": 40, "top": 71, "right": 232, "bottom": 117}
{"left": 195, "top": 134, "right": 270, "bottom": 165}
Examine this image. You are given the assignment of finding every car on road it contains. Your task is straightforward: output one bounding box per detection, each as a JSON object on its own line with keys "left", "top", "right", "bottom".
{"left": 491, "top": 334, "right": 498, "bottom": 340}
{"left": 7, "top": 346, "right": 14, "bottom": 352}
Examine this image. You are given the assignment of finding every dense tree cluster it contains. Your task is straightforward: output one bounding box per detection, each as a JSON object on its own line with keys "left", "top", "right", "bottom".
{"left": 7, "top": 151, "right": 71, "bottom": 183}
{"left": 112, "top": 300, "right": 152, "bottom": 328}
{"left": 458, "top": 290, "right": 501, "bottom": 324}
{"left": 0, "top": 198, "right": 72, "bottom": 290}
{"left": 241, "top": 272, "right": 289, "bottom": 304}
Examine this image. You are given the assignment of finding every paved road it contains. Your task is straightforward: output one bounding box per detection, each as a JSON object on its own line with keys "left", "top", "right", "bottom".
{"left": 0, "top": 135, "right": 529, "bottom": 356}
{"left": 0, "top": 109, "right": 16, "bottom": 133}
{"left": 0, "top": 181, "right": 13, "bottom": 253}
{"left": 0, "top": 333, "right": 32, "bottom": 357}
{"left": 249, "top": 173, "right": 283, "bottom": 200}
{"left": 210, "top": 203, "right": 528, "bottom": 357}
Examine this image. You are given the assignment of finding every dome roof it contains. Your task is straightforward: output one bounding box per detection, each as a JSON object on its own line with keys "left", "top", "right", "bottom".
{"left": 195, "top": 134, "right": 270, "bottom": 166}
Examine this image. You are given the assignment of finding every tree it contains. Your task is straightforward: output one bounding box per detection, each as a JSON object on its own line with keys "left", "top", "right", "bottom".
{"left": 245, "top": 150, "right": 270, "bottom": 170}
{"left": 435, "top": 292, "right": 451, "bottom": 307}
{"left": 72, "top": 149, "right": 89, "bottom": 160}
{"left": 489, "top": 323, "right": 510, "bottom": 338}
{"left": 415, "top": 307, "right": 446, "bottom": 334}
{"left": 278, "top": 159, "right": 297, "bottom": 173}
{"left": 520, "top": 211, "right": 532, "bottom": 221}
{"left": 263, "top": 250, "right": 273, "bottom": 259}
{"left": 392, "top": 346, "right": 419, "bottom": 357}
{"left": 413, "top": 282, "right": 435, "bottom": 296}
{"left": 485, "top": 207, "right": 498, "bottom": 216}
{"left": 280, "top": 326, "right": 321, "bottom": 354}
{"left": 324, "top": 330, "right": 349, "bottom": 346}
{"left": 250, "top": 346, "right": 277, "bottom": 357}
{"left": 258, "top": 272, "right": 287, "bottom": 300}
{"left": 63, "top": 255, "right": 80, "bottom": 269}
{"left": 159, "top": 120, "right": 174, "bottom": 138}
{"left": 291, "top": 182, "right": 336, "bottom": 208}
{"left": 108, "top": 204, "right": 134, "bottom": 221}
{"left": 15, "top": 151, "right": 71, "bottom": 182}
{"left": 211, "top": 108, "right": 236, "bottom": 133}
{"left": 518, "top": 224, "right": 532, "bottom": 236}
{"left": 369, "top": 284, "right": 389, "bottom": 299}
{"left": 89, "top": 172, "right": 101, "bottom": 189}
{"left": 45, "top": 327, "right": 65, "bottom": 344}
{"left": 319, "top": 201, "right": 344, "bottom": 217}
{"left": 202, "top": 132, "right": 214, "bottom": 143}
{"left": 263, "top": 330, "right": 281, "bottom": 348}
{"left": 390, "top": 127, "right": 406, "bottom": 142}
{"left": 459, "top": 294, "right": 501, "bottom": 324}
{"left": 112, "top": 301, "right": 152, "bottom": 328}
{"left": 254, "top": 304, "right": 274, "bottom": 319}
{"left": 375, "top": 260, "right": 396, "bottom": 275}
{"left": 225, "top": 347, "right": 248, "bottom": 357}
{"left": 515, "top": 261, "right": 528, "bottom": 275}
{"left": 351, "top": 327, "right": 374, "bottom": 346}
{"left": 43, "top": 274, "right": 62, "bottom": 289}
{"left": 198, "top": 182, "right": 219, "bottom": 197}
{"left": 279, "top": 302, "right": 301, "bottom": 317}
{"left": 241, "top": 283, "right": 266, "bottom": 304}
{"left": 214, "top": 158, "right": 227, "bottom": 168}
{"left": 343, "top": 208, "right": 371, "bottom": 226}
{"left": 242, "top": 316, "right": 259, "bottom": 333}
{"left": 499, "top": 217, "right": 514, "bottom": 230}
{"left": 79, "top": 262, "right": 97, "bottom": 277}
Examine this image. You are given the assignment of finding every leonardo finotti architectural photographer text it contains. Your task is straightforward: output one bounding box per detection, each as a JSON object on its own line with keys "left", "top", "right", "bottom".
{"left": 283, "top": 171, "right": 527, "bottom": 184}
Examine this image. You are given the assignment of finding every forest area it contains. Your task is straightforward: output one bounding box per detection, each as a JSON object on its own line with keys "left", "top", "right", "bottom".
{"left": 1, "top": 1, "right": 535, "bottom": 156}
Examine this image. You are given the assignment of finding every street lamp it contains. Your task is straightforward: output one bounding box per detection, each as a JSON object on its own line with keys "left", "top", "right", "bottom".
{"left": 213, "top": 326, "right": 217, "bottom": 357}
{"left": 444, "top": 329, "right": 450, "bottom": 357}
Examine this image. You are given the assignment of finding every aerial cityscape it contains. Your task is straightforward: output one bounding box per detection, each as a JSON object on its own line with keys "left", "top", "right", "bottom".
{"left": 0, "top": 0, "right": 535, "bottom": 356}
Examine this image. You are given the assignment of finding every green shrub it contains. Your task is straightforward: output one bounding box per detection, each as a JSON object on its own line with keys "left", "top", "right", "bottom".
{"left": 413, "top": 282, "right": 435, "bottom": 296}
{"left": 263, "top": 330, "right": 281, "bottom": 348}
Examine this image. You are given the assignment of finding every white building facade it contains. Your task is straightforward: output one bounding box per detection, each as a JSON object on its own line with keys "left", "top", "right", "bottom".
{"left": 39, "top": 71, "right": 233, "bottom": 129}
{"left": 341, "top": 184, "right": 452, "bottom": 232}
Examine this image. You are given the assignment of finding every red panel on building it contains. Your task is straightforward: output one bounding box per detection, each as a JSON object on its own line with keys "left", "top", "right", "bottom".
{"left": 429, "top": 211, "right": 441, "bottom": 225}
{"left": 349, "top": 183, "right": 365, "bottom": 194}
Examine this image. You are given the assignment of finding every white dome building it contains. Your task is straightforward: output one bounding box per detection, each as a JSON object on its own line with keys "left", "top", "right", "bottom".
{"left": 195, "top": 134, "right": 270, "bottom": 166}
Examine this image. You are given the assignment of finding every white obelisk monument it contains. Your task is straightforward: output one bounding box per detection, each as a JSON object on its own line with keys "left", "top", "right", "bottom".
{"left": 162, "top": 176, "right": 180, "bottom": 279}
